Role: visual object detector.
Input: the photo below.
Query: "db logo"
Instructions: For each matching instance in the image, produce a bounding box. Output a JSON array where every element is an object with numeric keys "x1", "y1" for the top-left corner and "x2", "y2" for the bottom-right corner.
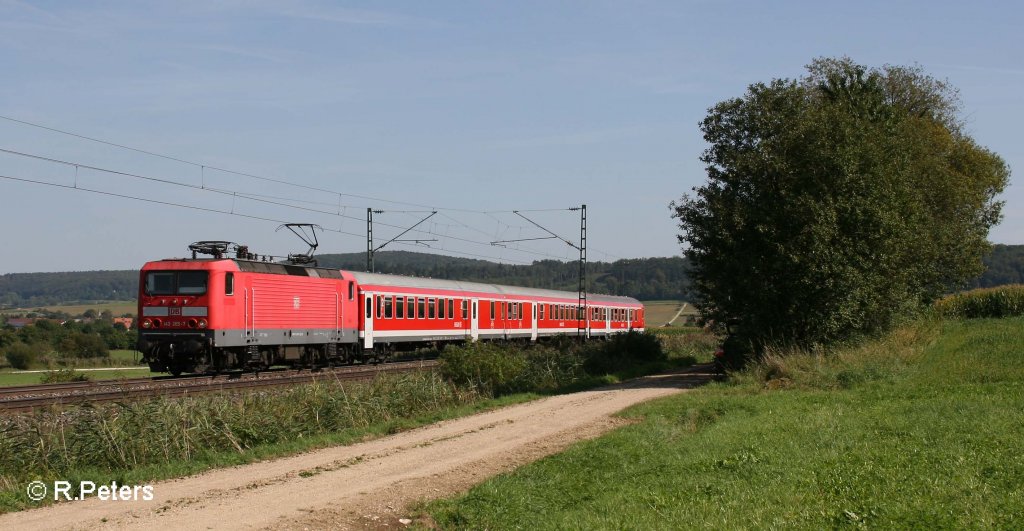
[{"x1": 169, "y1": 308, "x2": 182, "y2": 316}]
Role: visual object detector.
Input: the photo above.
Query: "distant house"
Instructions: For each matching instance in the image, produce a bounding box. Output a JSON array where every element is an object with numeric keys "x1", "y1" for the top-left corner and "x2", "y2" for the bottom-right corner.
[
  {"x1": 112, "y1": 317, "x2": 134, "y2": 329},
  {"x1": 5, "y1": 318, "x2": 37, "y2": 329}
]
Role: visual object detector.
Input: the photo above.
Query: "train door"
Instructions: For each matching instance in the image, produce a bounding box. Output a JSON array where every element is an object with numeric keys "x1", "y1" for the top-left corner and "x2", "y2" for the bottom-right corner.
[
  {"x1": 470, "y1": 298, "x2": 479, "y2": 341},
  {"x1": 531, "y1": 302, "x2": 538, "y2": 341},
  {"x1": 363, "y1": 294, "x2": 374, "y2": 348},
  {"x1": 605, "y1": 307, "x2": 612, "y2": 336}
]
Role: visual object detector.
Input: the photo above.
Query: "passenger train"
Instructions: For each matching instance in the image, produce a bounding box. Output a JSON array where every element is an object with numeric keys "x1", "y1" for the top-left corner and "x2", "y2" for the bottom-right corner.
[{"x1": 137, "y1": 249, "x2": 644, "y2": 375}]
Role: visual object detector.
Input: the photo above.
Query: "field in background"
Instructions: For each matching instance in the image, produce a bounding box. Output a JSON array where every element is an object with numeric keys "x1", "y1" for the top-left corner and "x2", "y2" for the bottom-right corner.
[
  {"x1": 0, "y1": 349, "x2": 148, "y2": 386},
  {"x1": 642, "y1": 300, "x2": 699, "y2": 327},
  {"x1": 0, "y1": 301, "x2": 137, "y2": 317},
  {"x1": 428, "y1": 317, "x2": 1024, "y2": 528}
]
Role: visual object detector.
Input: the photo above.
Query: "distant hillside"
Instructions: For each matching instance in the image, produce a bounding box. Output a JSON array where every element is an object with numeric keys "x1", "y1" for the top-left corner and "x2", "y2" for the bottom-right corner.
[
  {"x1": 0, "y1": 270, "x2": 136, "y2": 308},
  {"x1": 2, "y1": 245, "x2": 1022, "y2": 308},
  {"x1": 968, "y1": 244, "x2": 1024, "y2": 288},
  {"x1": 0, "y1": 252, "x2": 693, "y2": 307},
  {"x1": 317, "y1": 251, "x2": 692, "y2": 301}
]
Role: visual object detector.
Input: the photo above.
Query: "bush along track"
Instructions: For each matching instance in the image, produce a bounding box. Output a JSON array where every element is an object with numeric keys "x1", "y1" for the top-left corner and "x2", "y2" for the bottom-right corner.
[
  {"x1": 0, "y1": 330, "x2": 712, "y2": 513},
  {"x1": 427, "y1": 317, "x2": 1024, "y2": 529}
]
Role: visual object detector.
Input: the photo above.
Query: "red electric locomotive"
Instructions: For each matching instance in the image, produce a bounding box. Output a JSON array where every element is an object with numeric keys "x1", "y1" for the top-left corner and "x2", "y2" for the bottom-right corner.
[{"x1": 137, "y1": 244, "x2": 644, "y2": 375}]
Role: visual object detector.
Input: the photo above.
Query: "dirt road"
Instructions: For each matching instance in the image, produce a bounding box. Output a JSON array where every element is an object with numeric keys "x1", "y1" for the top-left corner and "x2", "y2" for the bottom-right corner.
[{"x1": 1, "y1": 368, "x2": 712, "y2": 530}]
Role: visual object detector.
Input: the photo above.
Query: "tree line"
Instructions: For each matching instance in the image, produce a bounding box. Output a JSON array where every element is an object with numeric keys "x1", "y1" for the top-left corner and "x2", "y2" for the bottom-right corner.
[
  {"x1": 1, "y1": 316, "x2": 135, "y2": 369},
  {"x1": 2, "y1": 247, "x2": 1022, "y2": 309}
]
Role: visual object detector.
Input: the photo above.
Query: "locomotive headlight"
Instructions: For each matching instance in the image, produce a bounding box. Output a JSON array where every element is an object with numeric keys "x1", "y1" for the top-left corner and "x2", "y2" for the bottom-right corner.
[
  {"x1": 141, "y1": 318, "x2": 152, "y2": 329},
  {"x1": 198, "y1": 319, "x2": 208, "y2": 329}
]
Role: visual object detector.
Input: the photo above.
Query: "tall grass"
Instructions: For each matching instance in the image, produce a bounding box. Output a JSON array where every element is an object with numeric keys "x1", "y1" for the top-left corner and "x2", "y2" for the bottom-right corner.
[{"x1": 0, "y1": 372, "x2": 480, "y2": 509}]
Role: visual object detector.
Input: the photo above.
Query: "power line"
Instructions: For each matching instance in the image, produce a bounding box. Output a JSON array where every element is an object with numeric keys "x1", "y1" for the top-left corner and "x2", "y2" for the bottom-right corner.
[
  {"x1": 0, "y1": 113, "x2": 486, "y2": 212},
  {"x1": 0, "y1": 114, "x2": 627, "y2": 260},
  {"x1": 0, "y1": 145, "x2": 575, "y2": 261},
  {"x1": 0, "y1": 172, "x2": 540, "y2": 265}
]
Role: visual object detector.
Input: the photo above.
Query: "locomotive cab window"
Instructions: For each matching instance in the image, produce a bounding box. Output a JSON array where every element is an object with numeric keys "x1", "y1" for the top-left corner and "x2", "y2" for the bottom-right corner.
[
  {"x1": 144, "y1": 271, "x2": 208, "y2": 296},
  {"x1": 225, "y1": 273, "x2": 234, "y2": 295},
  {"x1": 348, "y1": 282, "x2": 354, "y2": 300}
]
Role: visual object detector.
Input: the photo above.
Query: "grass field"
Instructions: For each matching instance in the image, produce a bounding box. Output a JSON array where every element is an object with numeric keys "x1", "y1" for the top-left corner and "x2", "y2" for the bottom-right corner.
[
  {"x1": 642, "y1": 300, "x2": 699, "y2": 327},
  {"x1": 427, "y1": 317, "x2": 1024, "y2": 528},
  {"x1": 1, "y1": 301, "x2": 136, "y2": 317},
  {"x1": 0, "y1": 350, "x2": 150, "y2": 386}
]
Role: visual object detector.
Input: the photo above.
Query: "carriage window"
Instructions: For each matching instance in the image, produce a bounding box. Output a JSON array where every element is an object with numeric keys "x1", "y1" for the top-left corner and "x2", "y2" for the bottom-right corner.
[
  {"x1": 396, "y1": 296, "x2": 405, "y2": 319},
  {"x1": 461, "y1": 299, "x2": 468, "y2": 319},
  {"x1": 384, "y1": 297, "x2": 393, "y2": 319},
  {"x1": 490, "y1": 301, "x2": 495, "y2": 321},
  {"x1": 519, "y1": 303, "x2": 524, "y2": 321},
  {"x1": 418, "y1": 298, "x2": 426, "y2": 319},
  {"x1": 365, "y1": 297, "x2": 371, "y2": 319},
  {"x1": 376, "y1": 296, "x2": 383, "y2": 319},
  {"x1": 428, "y1": 298, "x2": 436, "y2": 319},
  {"x1": 448, "y1": 299, "x2": 455, "y2": 319},
  {"x1": 407, "y1": 297, "x2": 414, "y2": 319},
  {"x1": 224, "y1": 273, "x2": 234, "y2": 296},
  {"x1": 539, "y1": 304, "x2": 544, "y2": 320},
  {"x1": 508, "y1": 302, "x2": 514, "y2": 320},
  {"x1": 439, "y1": 298, "x2": 446, "y2": 319},
  {"x1": 472, "y1": 301, "x2": 477, "y2": 319}
]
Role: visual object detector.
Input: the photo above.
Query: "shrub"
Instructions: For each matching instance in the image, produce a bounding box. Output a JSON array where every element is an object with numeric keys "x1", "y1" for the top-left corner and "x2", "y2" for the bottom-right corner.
[
  {"x1": 582, "y1": 331, "x2": 667, "y2": 375},
  {"x1": 3, "y1": 343, "x2": 36, "y2": 370},
  {"x1": 40, "y1": 368, "x2": 89, "y2": 383},
  {"x1": 57, "y1": 332, "x2": 109, "y2": 359},
  {"x1": 439, "y1": 342, "x2": 528, "y2": 395},
  {"x1": 935, "y1": 285, "x2": 1024, "y2": 319}
]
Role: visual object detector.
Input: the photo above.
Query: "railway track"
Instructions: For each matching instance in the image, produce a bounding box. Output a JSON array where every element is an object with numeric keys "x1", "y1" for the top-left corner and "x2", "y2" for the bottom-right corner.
[{"x1": 0, "y1": 360, "x2": 438, "y2": 414}]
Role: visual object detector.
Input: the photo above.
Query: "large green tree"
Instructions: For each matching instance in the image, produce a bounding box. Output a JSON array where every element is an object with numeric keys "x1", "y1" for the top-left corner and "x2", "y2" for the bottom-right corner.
[{"x1": 672, "y1": 58, "x2": 1009, "y2": 351}]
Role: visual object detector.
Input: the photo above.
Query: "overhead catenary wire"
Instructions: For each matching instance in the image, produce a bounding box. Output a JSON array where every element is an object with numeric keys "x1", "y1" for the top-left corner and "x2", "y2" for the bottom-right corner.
[
  {"x1": 0, "y1": 145, "x2": 575, "y2": 261},
  {"x1": 0, "y1": 114, "x2": 624, "y2": 260},
  {"x1": 0, "y1": 172, "x2": 535, "y2": 265}
]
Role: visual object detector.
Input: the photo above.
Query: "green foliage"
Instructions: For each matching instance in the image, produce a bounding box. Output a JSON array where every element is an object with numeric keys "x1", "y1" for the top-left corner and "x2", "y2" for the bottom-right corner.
[
  {"x1": 440, "y1": 332, "x2": 675, "y2": 397},
  {"x1": 935, "y1": 285, "x2": 1024, "y2": 319},
  {"x1": 439, "y1": 342, "x2": 585, "y2": 395},
  {"x1": 672, "y1": 57, "x2": 1009, "y2": 354},
  {"x1": 57, "y1": 332, "x2": 109, "y2": 359},
  {"x1": 581, "y1": 331, "x2": 666, "y2": 375},
  {"x1": 3, "y1": 343, "x2": 36, "y2": 370},
  {"x1": 39, "y1": 368, "x2": 89, "y2": 383}
]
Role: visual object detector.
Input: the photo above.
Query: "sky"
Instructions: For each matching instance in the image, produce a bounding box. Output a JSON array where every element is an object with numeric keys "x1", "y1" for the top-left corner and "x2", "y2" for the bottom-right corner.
[{"x1": 0, "y1": 0, "x2": 1020, "y2": 274}]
